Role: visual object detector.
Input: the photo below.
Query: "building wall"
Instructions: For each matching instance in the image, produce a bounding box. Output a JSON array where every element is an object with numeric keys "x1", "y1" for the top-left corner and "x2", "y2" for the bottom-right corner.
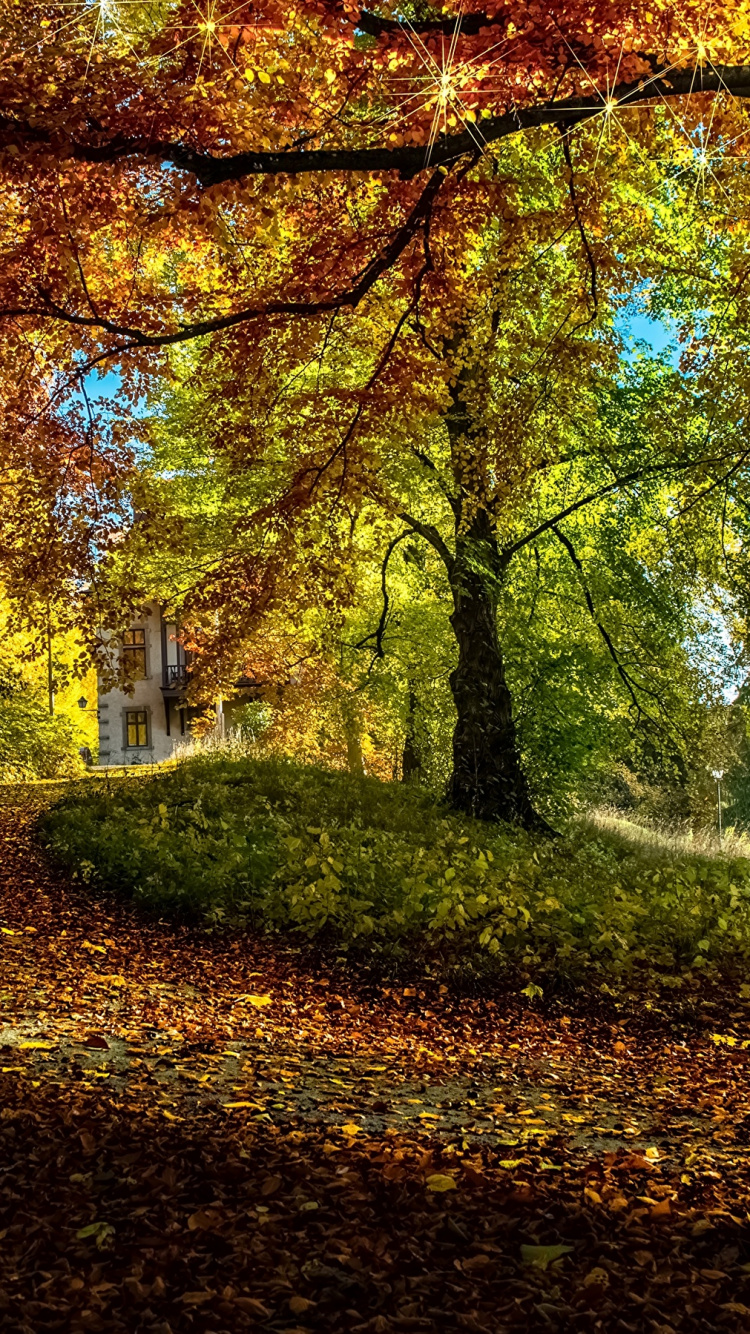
[{"x1": 97, "y1": 603, "x2": 182, "y2": 766}]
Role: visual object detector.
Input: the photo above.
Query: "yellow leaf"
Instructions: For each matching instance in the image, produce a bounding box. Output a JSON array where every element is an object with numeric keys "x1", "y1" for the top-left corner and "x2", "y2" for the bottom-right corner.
[
  {"x1": 257, "y1": 69, "x2": 271, "y2": 84},
  {"x1": 1, "y1": 927, "x2": 18, "y2": 936},
  {"x1": 224, "y1": 1101, "x2": 262, "y2": 1110},
  {"x1": 19, "y1": 1040, "x2": 54, "y2": 1050},
  {"x1": 83, "y1": 940, "x2": 106, "y2": 954},
  {"x1": 341, "y1": 1122, "x2": 361, "y2": 1137},
  {"x1": 584, "y1": 1267, "x2": 609, "y2": 1288},
  {"x1": 289, "y1": 1296, "x2": 315, "y2": 1314},
  {"x1": 426, "y1": 1173, "x2": 457, "y2": 1193},
  {"x1": 645, "y1": 1146, "x2": 660, "y2": 1160},
  {"x1": 237, "y1": 993, "x2": 272, "y2": 1008}
]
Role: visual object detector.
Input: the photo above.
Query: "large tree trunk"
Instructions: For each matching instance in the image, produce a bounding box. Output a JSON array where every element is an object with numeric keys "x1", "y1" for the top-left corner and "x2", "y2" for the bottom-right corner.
[
  {"x1": 447, "y1": 516, "x2": 547, "y2": 830},
  {"x1": 437, "y1": 329, "x2": 552, "y2": 832}
]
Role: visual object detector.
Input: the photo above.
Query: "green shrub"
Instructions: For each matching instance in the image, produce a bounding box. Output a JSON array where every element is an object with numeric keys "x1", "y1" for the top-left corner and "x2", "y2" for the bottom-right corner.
[
  {"x1": 0, "y1": 691, "x2": 83, "y2": 781},
  {"x1": 40, "y1": 755, "x2": 750, "y2": 984}
]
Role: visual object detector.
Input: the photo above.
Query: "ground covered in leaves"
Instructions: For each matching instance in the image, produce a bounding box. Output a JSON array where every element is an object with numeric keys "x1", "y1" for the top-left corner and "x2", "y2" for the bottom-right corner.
[{"x1": 2, "y1": 786, "x2": 750, "y2": 1333}]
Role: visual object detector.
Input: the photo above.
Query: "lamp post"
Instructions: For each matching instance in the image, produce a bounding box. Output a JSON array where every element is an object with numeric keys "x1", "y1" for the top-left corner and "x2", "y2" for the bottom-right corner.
[{"x1": 711, "y1": 769, "x2": 725, "y2": 844}]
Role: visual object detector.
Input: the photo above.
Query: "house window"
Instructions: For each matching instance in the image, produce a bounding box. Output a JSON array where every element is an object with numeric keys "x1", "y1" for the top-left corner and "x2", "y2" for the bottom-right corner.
[
  {"x1": 122, "y1": 628, "x2": 147, "y2": 680},
  {"x1": 125, "y1": 709, "x2": 149, "y2": 748}
]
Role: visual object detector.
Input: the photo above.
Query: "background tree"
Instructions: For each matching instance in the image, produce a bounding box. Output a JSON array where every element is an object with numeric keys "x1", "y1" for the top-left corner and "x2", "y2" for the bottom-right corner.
[{"x1": 0, "y1": 592, "x2": 96, "y2": 778}]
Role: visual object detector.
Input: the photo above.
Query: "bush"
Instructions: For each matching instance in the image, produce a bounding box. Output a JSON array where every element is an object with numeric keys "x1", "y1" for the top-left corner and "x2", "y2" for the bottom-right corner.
[
  {"x1": 40, "y1": 754, "x2": 750, "y2": 986},
  {"x1": 0, "y1": 691, "x2": 84, "y2": 781}
]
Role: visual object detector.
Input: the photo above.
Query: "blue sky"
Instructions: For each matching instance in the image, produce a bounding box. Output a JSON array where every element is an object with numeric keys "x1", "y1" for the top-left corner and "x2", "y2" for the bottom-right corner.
[
  {"x1": 614, "y1": 308, "x2": 679, "y2": 364},
  {"x1": 86, "y1": 368, "x2": 123, "y2": 405}
]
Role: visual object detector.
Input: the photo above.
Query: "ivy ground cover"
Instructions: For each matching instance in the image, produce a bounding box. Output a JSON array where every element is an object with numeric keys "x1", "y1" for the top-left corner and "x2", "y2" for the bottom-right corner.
[{"x1": 41, "y1": 756, "x2": 750, "y2": 993}]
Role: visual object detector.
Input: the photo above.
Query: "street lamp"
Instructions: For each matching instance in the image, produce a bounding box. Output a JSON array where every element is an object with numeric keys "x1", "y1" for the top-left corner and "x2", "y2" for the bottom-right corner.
[{"x1": 711, "y1": 769, "x2": 725, "y2": 844}]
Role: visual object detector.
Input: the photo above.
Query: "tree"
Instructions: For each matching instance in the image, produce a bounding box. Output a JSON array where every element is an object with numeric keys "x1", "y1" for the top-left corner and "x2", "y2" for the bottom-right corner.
[
  {"x1": 0, "y1": 591, "x2": 97, "y2": 777},
  {"x1": 91, "y1": 115, "x2": 749, "y2": 825},
  {"x1": 3, "y1": 2, "x2": 750, "y2": 821}
]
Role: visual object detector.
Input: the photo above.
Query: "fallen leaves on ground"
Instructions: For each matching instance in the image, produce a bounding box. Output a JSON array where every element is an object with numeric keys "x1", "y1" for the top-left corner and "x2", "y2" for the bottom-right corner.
[{"x1": 1, "y1": 788, "x2": 749, "y2": 1332}]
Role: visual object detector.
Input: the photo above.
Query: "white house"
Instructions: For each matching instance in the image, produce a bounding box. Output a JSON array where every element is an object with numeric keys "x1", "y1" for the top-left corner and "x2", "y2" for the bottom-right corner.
[
  {"x1": 96, "y1": 602, "x2": 207, "y2": 766},
  {"x1": 95, "y1": 602, "x2": 265, "y2": 767}
]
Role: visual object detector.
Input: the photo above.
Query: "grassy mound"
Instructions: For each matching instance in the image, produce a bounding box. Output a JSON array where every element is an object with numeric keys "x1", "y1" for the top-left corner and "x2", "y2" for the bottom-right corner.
[{"x1": 40, "y1": 755, "x2": 750, "y2": 988}]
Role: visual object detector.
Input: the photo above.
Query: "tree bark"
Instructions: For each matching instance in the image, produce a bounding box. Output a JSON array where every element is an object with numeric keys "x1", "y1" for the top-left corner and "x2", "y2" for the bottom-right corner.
[
  {"x1": 447, "y1": 514, "x2": 548, "y2": 830},
  {"x1": 401, "y1": 685, "x2": 422, "y2": 782},
  {"x1": 341, "y1": 697, "x2": 365, "y2": 775}
]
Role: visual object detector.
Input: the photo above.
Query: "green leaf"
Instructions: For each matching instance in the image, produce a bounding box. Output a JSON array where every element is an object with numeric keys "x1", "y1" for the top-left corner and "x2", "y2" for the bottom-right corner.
[
  {"x1": 76, "y1": 1221, "x2": 115, "y2": 1249},
  {"x1": 521, "y1": 1243, "x2": 573, "y2": 1269}
]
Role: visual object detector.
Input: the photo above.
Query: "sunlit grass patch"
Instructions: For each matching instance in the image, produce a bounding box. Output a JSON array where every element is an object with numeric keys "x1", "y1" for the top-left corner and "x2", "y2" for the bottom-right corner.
[{"x1": 39, "y1": 755, "x2": 750, "y2": 988}]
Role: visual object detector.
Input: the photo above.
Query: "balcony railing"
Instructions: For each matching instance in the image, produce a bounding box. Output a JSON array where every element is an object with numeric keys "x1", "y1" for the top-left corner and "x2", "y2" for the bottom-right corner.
[{"x1": 162, "y1": 663, "x2": 189, "y2": 690}]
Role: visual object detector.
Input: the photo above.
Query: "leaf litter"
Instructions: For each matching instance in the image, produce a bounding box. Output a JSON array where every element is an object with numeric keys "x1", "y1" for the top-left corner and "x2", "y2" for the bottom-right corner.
[{"x1": 1, "y1": 789, "x2": 750, "y2": 1331}]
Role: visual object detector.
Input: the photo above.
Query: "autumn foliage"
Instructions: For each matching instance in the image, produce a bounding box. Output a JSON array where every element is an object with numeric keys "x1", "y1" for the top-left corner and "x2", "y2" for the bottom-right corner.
[{"x1": 2, "y1": 0, "x2": 750, "y2": 600}]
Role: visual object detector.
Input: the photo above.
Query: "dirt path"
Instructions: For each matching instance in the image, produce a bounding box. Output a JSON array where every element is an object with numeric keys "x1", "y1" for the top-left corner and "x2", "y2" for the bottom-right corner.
[{"x1": 1, "y1": 789, "x2": 749, "y2": 1333}]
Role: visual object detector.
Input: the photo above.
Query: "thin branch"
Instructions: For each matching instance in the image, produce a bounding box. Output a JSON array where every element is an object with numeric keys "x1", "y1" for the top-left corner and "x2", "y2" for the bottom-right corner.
[
  {"x1": 551, "y1": 524, "x2": 657, "y2": 725},
  {"x1": 398, "y1": 512, "x2": 455, "y2": 575},
  {"x1": 409, "y1": 445, "x2": 461, "y2": 519},
  {"x1": 353, "y1": 529, "x2": 411, "y2": 664},
  {"x1": 356, "y1": 9, "x2": 505, "y2": 38},
  {"x1": 1, "y1": 169, "x2": 446, "y2": 361},
  {"x1": 560, "y1": 133, "x2": 598, "y2": 324},
  {"x1": 671, "y1": 451, "x2": 750, "y2": 520},
  {"x1": 297, "y1": 194, "x2": 442, "y2": 499},
  {"x1": 501, "y1": 450, "x2": 741, "y2": 562}
]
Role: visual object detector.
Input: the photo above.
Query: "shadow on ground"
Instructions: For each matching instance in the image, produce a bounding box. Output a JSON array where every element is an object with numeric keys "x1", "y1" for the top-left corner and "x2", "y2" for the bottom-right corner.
[{"x1": 1, "y1": 789, "x2": 749, "y2": 1332}]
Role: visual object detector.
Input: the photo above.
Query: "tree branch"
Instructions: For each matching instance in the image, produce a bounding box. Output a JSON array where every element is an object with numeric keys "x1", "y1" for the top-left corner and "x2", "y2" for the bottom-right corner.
[
  {"x1": 353, "y1": 529, "x2": 411, "y2": 663},
  {"x1": 398, "y1": 512, "x2": 455, "y2": 575},
  {"x1": 500, "y1": 450, "x2": 741, "y2": 563},
  {"x1": 1, "y1": 169, "x2": 446, "y2": 358},
  {"x1": 560, "y1": 134, "x2": 598, "y2": 326},
  {"x1": 409, "y1": 445, "x2": 461, "y2": 519},
  {"x1": 551, "y1": 525, "x2": 657, "y2": 725},
  {"x1": 357, "y1": 9, "x2": 504, "y2": 38},
  {"x1": 3, "y1": 64, "x2": 750, "y2": 182}
]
